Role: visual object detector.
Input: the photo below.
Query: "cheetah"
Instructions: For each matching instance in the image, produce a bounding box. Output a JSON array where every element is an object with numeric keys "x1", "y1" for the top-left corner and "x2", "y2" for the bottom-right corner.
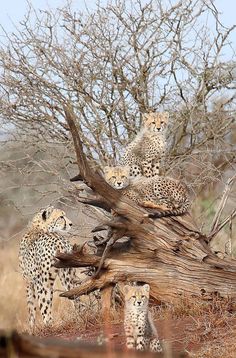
[
  {"x1": 120, "y1": 112, "x2": 169, "y2": 178},
  {"x1": 103, "y1": 165, "x2": 190, "y2": 218},
  {"x1": 19, "y1": 205, "x2": 77, "y2": 328},
  {"x1": 123, "y1": 284, "x2": 162, "y2": 352}
]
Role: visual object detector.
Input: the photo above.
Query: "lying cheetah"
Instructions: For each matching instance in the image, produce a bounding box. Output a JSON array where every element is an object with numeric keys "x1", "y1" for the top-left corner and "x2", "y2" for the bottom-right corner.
[
  {"x1": 19, "y1": 206, "x2": 77, "y2": 328},
  {"x1": 103, "y1": 165, "x2": 190, "y2": 217},
  {"x1": 120, "y1": 112, "x2": 169, "y2": 177},
  {"x1": 123, "y1": 284, "x2": 162, "y2": 352}
]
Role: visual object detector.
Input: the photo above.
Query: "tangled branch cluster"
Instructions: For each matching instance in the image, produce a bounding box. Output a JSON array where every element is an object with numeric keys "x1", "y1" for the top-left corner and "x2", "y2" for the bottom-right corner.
[{"x1": 0, "y1": 0, "x2": 235, "y2": 197}]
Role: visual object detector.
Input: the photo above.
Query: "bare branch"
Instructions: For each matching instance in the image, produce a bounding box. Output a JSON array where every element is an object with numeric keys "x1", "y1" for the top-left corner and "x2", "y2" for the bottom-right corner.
[{"x1": 208, "y1": 174, "x2": 236, "y2": 238}]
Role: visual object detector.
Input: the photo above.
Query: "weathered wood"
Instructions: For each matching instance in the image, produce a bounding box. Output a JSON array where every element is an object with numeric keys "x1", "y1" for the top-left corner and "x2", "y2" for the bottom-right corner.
[
  {"x1": 57, "y1": 105, "x2": 236, "y2": 304},
  {"x1": 100, "y1": 286, "x2": 114, "y2": 321}
]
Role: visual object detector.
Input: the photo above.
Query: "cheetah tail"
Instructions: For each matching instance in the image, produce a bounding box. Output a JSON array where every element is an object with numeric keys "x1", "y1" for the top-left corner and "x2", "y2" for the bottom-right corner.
[{"x1": 148, "y1": 311, "x2": 159, "y2": 337}]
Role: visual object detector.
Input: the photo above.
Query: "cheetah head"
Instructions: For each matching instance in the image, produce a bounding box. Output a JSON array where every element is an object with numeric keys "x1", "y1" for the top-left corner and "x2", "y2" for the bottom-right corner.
[
  {"x1": 31, "y1": 206, "x2": 72, "y2": 232},
  {"x1": 142, "y1": 112, "x2": 169, "y2": 132},
  {"x1": 103, "y1": 165, "x2": 130, "y2": 189},
  {"x1": 123, "y1": 284, "x2": 150, "y2": 309}
]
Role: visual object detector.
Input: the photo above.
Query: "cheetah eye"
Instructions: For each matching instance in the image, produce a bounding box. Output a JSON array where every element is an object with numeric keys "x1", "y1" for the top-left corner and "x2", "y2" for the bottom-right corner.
[
  {"x1": 121, "y1": 175, "x2": 126, "y2": 179},
  {"x1": 111, "y1": 176, "x2": 116, "y2": 179},
  {"x1": 60, "y1": 215, "x2": 64, "y2": 219},
  {"x1": 141, "y1": 295, "x2": 146, "y2": 298},
  {"x1": 132, "y1": 295, "x2": 136, "y2": 299}
]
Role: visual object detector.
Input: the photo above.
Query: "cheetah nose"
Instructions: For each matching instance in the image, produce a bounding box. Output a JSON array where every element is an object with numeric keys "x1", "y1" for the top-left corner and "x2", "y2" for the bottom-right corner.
[
  {"x1": 137, "y1": 301, "x2": 141, "y2": 306},
  {"x1": 117, "y1": 182, "x2": 122, "y2": 186},
  {"x1": 69, "y1": 222, "x2": 72, "y2": 227}
]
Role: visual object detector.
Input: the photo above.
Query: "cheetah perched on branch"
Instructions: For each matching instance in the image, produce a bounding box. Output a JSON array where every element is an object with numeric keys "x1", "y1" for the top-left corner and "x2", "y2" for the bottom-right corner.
[
  {"x1": 123, "y1": 283, "x2": 162, "y2": 352},
  {"x1": 120, "y1": 112, "x2": 169, "y2": 178},
  {"x1": 103, "y1": 166, "x2": 190, "y2": 218},
  {"x1": 19, "y1": 206, "x2": 77, "y2": 328}
]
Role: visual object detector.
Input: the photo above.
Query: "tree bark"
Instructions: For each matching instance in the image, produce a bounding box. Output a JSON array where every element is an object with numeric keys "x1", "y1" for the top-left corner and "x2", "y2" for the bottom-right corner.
[{"x1": 54, "y1": 105, "x2": 236, "y2": 304}]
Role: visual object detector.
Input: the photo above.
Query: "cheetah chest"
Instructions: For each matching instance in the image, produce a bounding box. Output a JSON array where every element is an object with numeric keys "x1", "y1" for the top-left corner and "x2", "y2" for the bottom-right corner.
[{"x1": 125, "y1": 311, "x2": 147, "y2": 336}]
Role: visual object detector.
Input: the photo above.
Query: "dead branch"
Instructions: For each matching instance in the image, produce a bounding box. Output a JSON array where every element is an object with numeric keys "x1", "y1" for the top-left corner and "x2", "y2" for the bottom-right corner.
[
  {"x1": 209, "y1": 174, "x2": 236, "y2": 238},
  {"x1": 208, "y1": 208, "x2": 236, "y2": 242}
]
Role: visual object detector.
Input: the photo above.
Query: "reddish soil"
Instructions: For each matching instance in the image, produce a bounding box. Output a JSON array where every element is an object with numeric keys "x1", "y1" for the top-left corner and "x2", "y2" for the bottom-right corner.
[{"x1": 40, "y1": 313, "x2": 236, "y2": 357}]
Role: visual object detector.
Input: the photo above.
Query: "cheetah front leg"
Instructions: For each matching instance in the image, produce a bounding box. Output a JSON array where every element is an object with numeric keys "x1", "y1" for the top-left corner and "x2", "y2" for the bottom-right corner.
[
  {"x1": 136, "y1": 336, "x2": 148, "y2": 350},
  {"x1": 150, "y1": 158, "x2": 161, "y2": 176},
  {"x1": 124, "y1": 322, "x2": 136, "y2": 349},
  {"x1": 126, "y1": 335, "x2": 136, "y2": 349},
  {"x1": 26, "y1": 282, "x2": 37, "y2": 330},
  {"x1": 141, "y1": 161, "x2": 153, "y2": 178}
]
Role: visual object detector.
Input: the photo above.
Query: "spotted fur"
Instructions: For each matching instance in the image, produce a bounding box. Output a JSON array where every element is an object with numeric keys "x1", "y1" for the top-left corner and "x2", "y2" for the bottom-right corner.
[
  {"x1": 103, "y1": 166, "x2": 190, "y2": 218},
  {"x1": 19, "y1": 206, "x2": 76, "y2": 328},
  {"x1": 123, "y1": 284, "x2": 162, "y2": 352},
  {"x1": 121, "y1": 112, "x2": 169, "y2": 178}
]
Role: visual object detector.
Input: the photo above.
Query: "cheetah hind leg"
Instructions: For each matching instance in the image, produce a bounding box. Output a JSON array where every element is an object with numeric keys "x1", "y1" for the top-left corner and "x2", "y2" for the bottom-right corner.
[
  {"x1": 36, "y1": 269, "x2": 57, "y2": 326},
  {"x1": 130, "y1": 164, "x2": 142, "y2": 178},
  {"x1": 26, "y1": 282, "x2": 37, "y2": 330},
  {"x1": 141, "y1": 200, "x2": 170, "y2": 211}
]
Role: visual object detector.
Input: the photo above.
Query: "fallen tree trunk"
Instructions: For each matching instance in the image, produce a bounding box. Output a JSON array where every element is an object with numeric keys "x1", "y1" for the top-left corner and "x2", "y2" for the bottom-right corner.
[{"x1": 54, "y1": 105, "x2": 236, "y2": 304}]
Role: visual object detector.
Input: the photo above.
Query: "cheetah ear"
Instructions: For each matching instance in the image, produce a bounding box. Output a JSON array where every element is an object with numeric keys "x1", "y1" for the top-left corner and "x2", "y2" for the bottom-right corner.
[
  {"x1": 142, "y1": 113, "x2": 149, "y2": 122},
  {"x1": 97, "y1": 168, "x2": 104, "y2": 176},
  {"x1": 123, "y1": 285, "x2": 131, "y2": 295},
  {"x1": 103, "y1": 166, "x2": 110, "y2": 174},
  {"x1": 42, "y1": 210, "x2": 47, "y2": 221},
  {"x1": 143, "y1": 284, "x2": 150, "y2": 293},
  {"x1": 162, "y1": 112, "x2": 169, "y2": 122},
  {"x1": 41, "y1": 206, "x2": 54, "y2": 221},
  {"x1": 123, "y1": 165, "x2": 130, "y2": 175}
]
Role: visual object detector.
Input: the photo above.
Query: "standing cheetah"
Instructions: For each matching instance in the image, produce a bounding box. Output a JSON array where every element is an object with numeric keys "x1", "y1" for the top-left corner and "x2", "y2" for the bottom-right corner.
[
  {"x1": 123, "y1": 284, "x2": 162, "y2": 352},
  {"x1": 19, "y1": 205, "x2": 77, "y2": 328},
  {"x1": 121, "y1": 112, "x2": 169, "y2": 177},
  {"x1": 103, "y1": 165, "x2": 190, "y2": 217}
]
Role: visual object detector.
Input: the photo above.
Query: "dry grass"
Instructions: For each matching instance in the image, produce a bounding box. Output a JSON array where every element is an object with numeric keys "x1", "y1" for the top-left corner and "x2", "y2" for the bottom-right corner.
[
  {"x1": 0, "y1": 240, "x2": 27, "y2": 331},
  {"x1": 0, "y1": 239, "x2": 99, "y2": 333},
  {"x1": 151, "y1": 295, "x2": 236, "y2": 357}
]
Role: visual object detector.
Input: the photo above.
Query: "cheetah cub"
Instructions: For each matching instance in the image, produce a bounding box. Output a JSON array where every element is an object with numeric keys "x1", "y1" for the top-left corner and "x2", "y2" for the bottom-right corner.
[
  {"x1": 103, "y1": 165, "x2": 190, "y2": 218},
  {"x1": 121, "y1": 112, "x2": 169, "y2": 177},
  {"x1": 123, "y1": 284, "x2": 162, "y2": 352}
]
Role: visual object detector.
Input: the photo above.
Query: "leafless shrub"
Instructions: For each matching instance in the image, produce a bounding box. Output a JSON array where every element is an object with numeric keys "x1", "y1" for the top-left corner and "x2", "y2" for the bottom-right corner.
[{"x1": 0, "y1": 0, "x2": 235, "y2": 230}]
